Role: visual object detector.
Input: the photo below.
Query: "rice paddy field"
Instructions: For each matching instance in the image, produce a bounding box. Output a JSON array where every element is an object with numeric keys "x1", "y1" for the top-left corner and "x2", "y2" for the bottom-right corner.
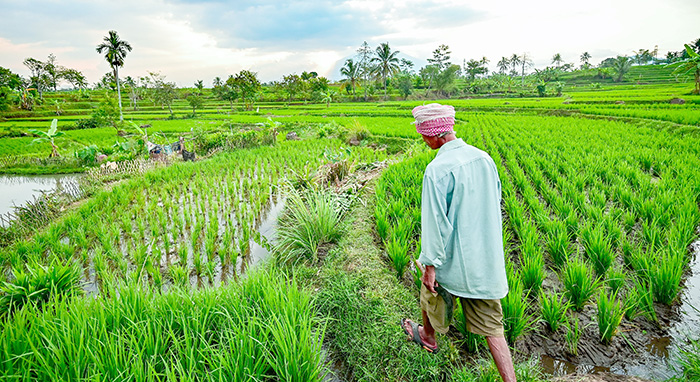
[{"x1": 1, "y1": 71, "x2": 699, "y2": 381}]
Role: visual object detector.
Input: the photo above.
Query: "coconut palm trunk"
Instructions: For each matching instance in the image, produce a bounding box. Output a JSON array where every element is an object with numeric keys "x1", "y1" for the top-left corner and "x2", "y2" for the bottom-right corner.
[{"x1": 115, "y1": 66, "x2": 123, "y2": 122}]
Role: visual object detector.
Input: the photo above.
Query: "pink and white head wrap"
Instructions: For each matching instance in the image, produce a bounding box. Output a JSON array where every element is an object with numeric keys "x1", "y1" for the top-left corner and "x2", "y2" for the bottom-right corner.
[{"x1": 412, "y1": 103, "x2": 455, "y2": 136}]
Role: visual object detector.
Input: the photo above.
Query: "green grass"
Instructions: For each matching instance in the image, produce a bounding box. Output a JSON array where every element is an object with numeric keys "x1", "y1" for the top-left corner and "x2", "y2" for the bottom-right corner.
[
  {"x1": 597, "y1": 290, "x2": 625, "y2": 344},
  {"x1": 561, "y1": 257, "x2": 600, "y2": 311},
  {"x1": 539, "y1": 290, "x2": 569, "y2": 333},
  {"x1": 0, "y1": 268, "x2": 325, "y2": 381}
]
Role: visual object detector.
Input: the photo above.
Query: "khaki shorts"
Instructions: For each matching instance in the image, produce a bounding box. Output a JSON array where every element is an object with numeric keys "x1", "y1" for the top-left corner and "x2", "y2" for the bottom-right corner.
[{"x1": 420, "y1": 284, "x2": 504, "y2": 337}]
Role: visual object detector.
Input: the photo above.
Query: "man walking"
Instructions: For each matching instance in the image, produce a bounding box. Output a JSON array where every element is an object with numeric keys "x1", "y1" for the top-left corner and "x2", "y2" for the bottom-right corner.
[{"x1": 401, "y1": 103, "x2": 516, "y2": 382}]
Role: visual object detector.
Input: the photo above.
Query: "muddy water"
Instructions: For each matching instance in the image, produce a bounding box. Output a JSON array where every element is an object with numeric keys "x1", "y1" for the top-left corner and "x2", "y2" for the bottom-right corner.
[
  {"x1": 0, "y1": 174, "x2": 81, "y2": 221},
  {"x1": 540, "y1": 237, "x2": 700, "y2": 379}
]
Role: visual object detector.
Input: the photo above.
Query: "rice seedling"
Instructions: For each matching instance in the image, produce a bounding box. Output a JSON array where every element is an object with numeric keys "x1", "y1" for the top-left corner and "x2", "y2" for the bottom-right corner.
[
  {"x1": 384, "y1": 235, "x2": 411, "y2": 280},
  {"x1": 0, "y1": 259, "x2": 81, "y2": 317},
  {"x1": 146, "y1": 260, "x2": 163, "y2": 289},
  {"x1": 193, "y1": 249, "x2": 203, "y2": 276},
  {"x1": 579, "y1": 223, "x2": 615, "y2": 276},
  {"x1": 649, "y1": 249, "x2": 685, "y2": 305},
  {"x1": 544, "y1": 220, "x2": 570, "y2": 268},
  {"x1": 564, "y1": 317, "x2": 582, "y2": 356},
  {"x1": 606, "y1": 265, "x2": 627, "y2": 295},
  {"x1": 205, "y1": 260, "x2": 217, "y2": 283},
  {"x1": 501, "y1": 275, "x2": 532, "y2": 345},
  {"x1": 561, "y1": 256, "x2": 600, "y2": 311},
  {"x1": 678, "y1": 338, "x2": 700, "y2": 381},
  {"x1": 597, "y1": 290, "x2": 624, "y2": 344},
  {"x1": 539, "y1": 290, "x2": 569, "y2": 333},
  {"x1": 520, "y1": 243, "x2": 545, "y2": 293},
  {"x1": 621, "y1": 210, "x2": 637, "y2": 233},
  {"x1": 629, "y1": 276, "x2": 658, "y2": 323}
]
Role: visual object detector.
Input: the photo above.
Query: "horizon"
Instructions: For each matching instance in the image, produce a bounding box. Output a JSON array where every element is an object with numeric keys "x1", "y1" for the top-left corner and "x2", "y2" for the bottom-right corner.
[{"x1": 1, "y1": 0, "x2": 699, "y2": 87}]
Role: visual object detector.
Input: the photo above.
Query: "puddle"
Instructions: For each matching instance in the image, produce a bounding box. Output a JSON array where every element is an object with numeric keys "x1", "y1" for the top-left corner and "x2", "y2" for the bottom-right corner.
[{"x1": 0, "y1": 173, "x2": 82, "y2": 225}]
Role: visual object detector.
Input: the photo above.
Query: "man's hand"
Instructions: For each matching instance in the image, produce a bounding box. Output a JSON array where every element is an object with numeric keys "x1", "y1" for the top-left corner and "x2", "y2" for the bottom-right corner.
[{"x1": 421, "y1": 265, "x2": 438, "y2": 293}]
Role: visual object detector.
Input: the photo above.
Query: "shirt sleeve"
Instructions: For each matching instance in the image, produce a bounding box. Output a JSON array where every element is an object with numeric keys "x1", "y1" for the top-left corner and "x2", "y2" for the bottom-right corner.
[{"x1": 417, "y1": 173, "x2": 453, "y2": 268}]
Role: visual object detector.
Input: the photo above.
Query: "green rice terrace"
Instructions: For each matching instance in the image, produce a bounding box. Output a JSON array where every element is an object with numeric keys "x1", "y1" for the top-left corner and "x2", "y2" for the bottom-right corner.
[{"x1": 0, "y1": 64, "x2": 699, "y2": 382}]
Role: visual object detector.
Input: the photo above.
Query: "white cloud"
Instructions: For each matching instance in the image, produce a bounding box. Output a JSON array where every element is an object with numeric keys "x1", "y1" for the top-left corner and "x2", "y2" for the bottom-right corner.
[{"x1": 0, "y1": 0, "x2": 698, "y2": 85}]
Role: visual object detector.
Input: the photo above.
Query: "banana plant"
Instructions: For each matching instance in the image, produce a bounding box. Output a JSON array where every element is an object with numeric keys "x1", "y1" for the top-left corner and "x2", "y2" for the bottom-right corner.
[{"x1": 29, "y1": 119, "x2": 64, "y2": 158}]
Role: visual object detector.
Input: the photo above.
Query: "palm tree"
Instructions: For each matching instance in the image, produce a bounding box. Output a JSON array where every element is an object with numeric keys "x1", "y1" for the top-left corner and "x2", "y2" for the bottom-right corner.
[
  {"x1": 580, "y1": 52, "x2": 592, "y2": 69},
  {"x1": 371, "y1": 42, "x2": 400, "y2": 99},
  {"x1": 552, "y1": 53, "x2": 563, "y2": 68},
  {"x1": 497, "y1": 57, "x2": 510, "y2": 74},
  {"x1": 612, "y1": 56, "x2": 632, "y2": 82},
  {"x1": 668, "y1": 44, "x2": 700, "y2": 94},
  {"x1": 340, "y1": 59, "x2": 360, "y2": 96},
  {"x1": 96, "y1": 30, "x2": 132, "y2": 122}
]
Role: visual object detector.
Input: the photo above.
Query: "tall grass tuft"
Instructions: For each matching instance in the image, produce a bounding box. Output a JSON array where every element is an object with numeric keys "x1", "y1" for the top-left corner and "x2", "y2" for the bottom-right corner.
[
  {"x1": 520, "y1": 241, "x2": 546, "y2": 293},
  {"x1": 597, "y1": 291, "x2": 624, "y2": 344},
  {"x1": 384, "y1": 235, "x2": 411, "y2": 280},
  {"x1": 0, "y1": 259, "x2": 81, "y2": 317},
  {"x1": 276, "y1": 188, "x2": 345, "y2": 263},
  {"x1": 539, "y1": 290, "x2": 569, "y2": 333},
  {"x1": 561, "y1": 257, "x2": 600, "y2": 311}
]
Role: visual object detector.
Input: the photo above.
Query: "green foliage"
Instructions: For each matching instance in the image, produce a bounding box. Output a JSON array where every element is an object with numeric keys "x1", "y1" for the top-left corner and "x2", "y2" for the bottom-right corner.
[
  {"x1": 561, "y1": 257, "x2": 599, "y2": 311},
  {"x1": 597, "y1": 290, "x2": 624, "y2": 344},
  {"x1": 275, "y1": 188, "x2": 346, "y2": 263},
  {"x1": 502, "y1": 275, "x2": 532, "y2": 345},
  {"x1": 539, "y1": 290, "x2": 569, "y2": 333},
  {"x1": 0, "y1": 259, "x2": 81, "y2": 317},
  {"x1": 74, "y1": 144, "x2": 100, "y2": 166}
]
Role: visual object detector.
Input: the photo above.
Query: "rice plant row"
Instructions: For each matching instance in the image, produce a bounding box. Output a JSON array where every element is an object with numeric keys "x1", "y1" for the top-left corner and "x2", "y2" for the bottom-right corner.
[
  {"x1": 1, "y1": 137, "x2": 388, "y2": 295},
  {"x1": 373, "y1": 112, "x2": 700, "y2": 345}
]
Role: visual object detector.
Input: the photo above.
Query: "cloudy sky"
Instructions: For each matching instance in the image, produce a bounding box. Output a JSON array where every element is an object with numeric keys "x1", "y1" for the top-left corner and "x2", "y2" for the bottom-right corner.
[{"x1": 1, "y1": 0, "x2": 698, "y2": 87}]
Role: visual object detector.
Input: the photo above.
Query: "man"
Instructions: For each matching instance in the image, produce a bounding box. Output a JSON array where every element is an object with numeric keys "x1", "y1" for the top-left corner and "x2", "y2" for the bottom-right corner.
[{"x1": 401, "y1": 103, "x2": 516, "y2": 382}]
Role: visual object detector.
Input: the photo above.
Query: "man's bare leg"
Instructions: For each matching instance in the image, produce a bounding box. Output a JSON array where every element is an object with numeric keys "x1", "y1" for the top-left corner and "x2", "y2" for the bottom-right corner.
[
  {"x1": 401, "y1": 310, "x2": 437, "y2": 350},
  {"x1": 486, "y1": 336, "x2": 517, "y2": 382}
]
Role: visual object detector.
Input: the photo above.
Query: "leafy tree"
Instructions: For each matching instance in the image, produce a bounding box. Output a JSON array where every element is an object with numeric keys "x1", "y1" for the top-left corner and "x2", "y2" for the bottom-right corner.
[
  {"x1": 43, "y1": 54, "x2": 63, "y2": 92},
  {"x1": 149, "y1": 72, "x2": 177, "y2": 116},
  {"x1": 0, "y1": 67, "x2": 22, "y2": 111},
  {"x1": 433, "y1": 64, "x2": 461, "y2": 96},
  {"x1": 632, "y1": 49, "x2": 653, "y2": 65},
  {"x1": 428, "y1": 44, "x2": 451, "y2": 71},
  {"x1": 518, "y1": 53, "x2": 533, "y2": 87},
  {"x1": 399, "y1": 58, "x2": 414, "y2": 74},
  {"x1": 356, "y1": 41, "x2": 373, "y2": 101},
  {"x1": 61, "y1": 68, "x2": 87, "y2": 90},
  {"x1": 340, "y1": 59, "x2": 360, "y2": 96},
  {"x1": 29, "y1": 119, "x2": 64, "y2": 158},
  {"x1": 23, "y1": 57, "x2": 47, "y2": 99},
  {"x1": 233, "y1": 70, "x2": 261, "y2": 110},
  {"x1": 580, "y1": 52, "x2": 592, "y2": 69},
  {"x1": 464, "y1": 58, "x2": 489, "y2": 81},
  {"x1": 612, "y1": 56, "x2": 632, "y2": 82},
  {"x1": 396, "y1": 73, "x2": 413, "y2": 99},
  {"x1": 96, "y1": 30, "x2": 132, "y2": 122},
  {"x1": 668, "y1": 44, "x2": 700, "y2": 94},
  {"x1": 279, "y1": 74, "x2": 303, "y2": 102},
  {"x1": 371, "y1": 42, "x2": 400, "y2": 99},
  {"x1": 213, "y1": 75, "x2": 239, "y2": 109},
  {"x1": 509, "y1": 54, "x2": 521, "y2": 76},
  {"x1": 93, "y1": 94, "x2": 120, "y2": 129},
  {"x1": 419, "y1": 64, "x2": 439, "y2": 93},
  {"x1": 186, "y1": 93, "x2": 204, "y2": 116}
]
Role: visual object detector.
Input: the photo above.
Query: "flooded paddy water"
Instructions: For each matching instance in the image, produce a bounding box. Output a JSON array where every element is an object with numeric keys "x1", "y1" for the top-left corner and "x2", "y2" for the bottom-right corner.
[{"x1": 0, "y1": 173, "x2": 82, "y2": 224}]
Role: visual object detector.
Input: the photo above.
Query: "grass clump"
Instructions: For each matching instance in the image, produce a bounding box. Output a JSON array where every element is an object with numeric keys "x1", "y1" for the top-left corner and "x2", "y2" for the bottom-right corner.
[
  {"x1": 0, "y1": 259, "x2": 81, "y2": 317},
  {"x1": 0, "y1": 268, "x2": 326, "y2": 381},
  {"x1": 275, "y1": 187, "x2": 346, "y2": 263},
  {"x1": 597, "y1": 291, "x2": 624, "y2": 344},
  {"x1": 561, "y1": 256, "x2": 600, "y2": 311},
  {"x1": 501, "y1": 274, "x2": 532, "y2": 345},
  {"x1": 539, "y1": 290, "x2": 569, "y2": 333}
]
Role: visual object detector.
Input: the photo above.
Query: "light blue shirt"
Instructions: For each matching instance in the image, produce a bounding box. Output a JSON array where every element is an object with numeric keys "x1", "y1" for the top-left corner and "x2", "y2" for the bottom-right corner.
[{"x1": 417, "y1": 138, "x2": 509, "y2": 299}]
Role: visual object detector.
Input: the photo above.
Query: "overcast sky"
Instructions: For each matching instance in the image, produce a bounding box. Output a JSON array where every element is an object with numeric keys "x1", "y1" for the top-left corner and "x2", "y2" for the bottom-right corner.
[{"x1": 1, "y1": 0, "x2": 698, "y2": 87}]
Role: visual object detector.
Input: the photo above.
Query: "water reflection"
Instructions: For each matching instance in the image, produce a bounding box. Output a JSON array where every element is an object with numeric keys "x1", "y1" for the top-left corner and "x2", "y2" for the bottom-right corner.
[{"x1": 0, "y1": 174, "x2": 81, "y2": 217}]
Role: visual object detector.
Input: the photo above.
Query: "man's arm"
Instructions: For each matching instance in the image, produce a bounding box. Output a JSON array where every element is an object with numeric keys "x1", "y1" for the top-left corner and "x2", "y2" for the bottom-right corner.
[{"x1": 417, "y1": 175, "x2": 452, "y2": 268}]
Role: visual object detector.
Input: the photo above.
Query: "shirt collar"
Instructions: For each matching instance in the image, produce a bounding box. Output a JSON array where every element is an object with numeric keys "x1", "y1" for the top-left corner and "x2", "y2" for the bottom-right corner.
[{"x1": 436, "y1": 138, "x2": 466, "y2": 158}]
